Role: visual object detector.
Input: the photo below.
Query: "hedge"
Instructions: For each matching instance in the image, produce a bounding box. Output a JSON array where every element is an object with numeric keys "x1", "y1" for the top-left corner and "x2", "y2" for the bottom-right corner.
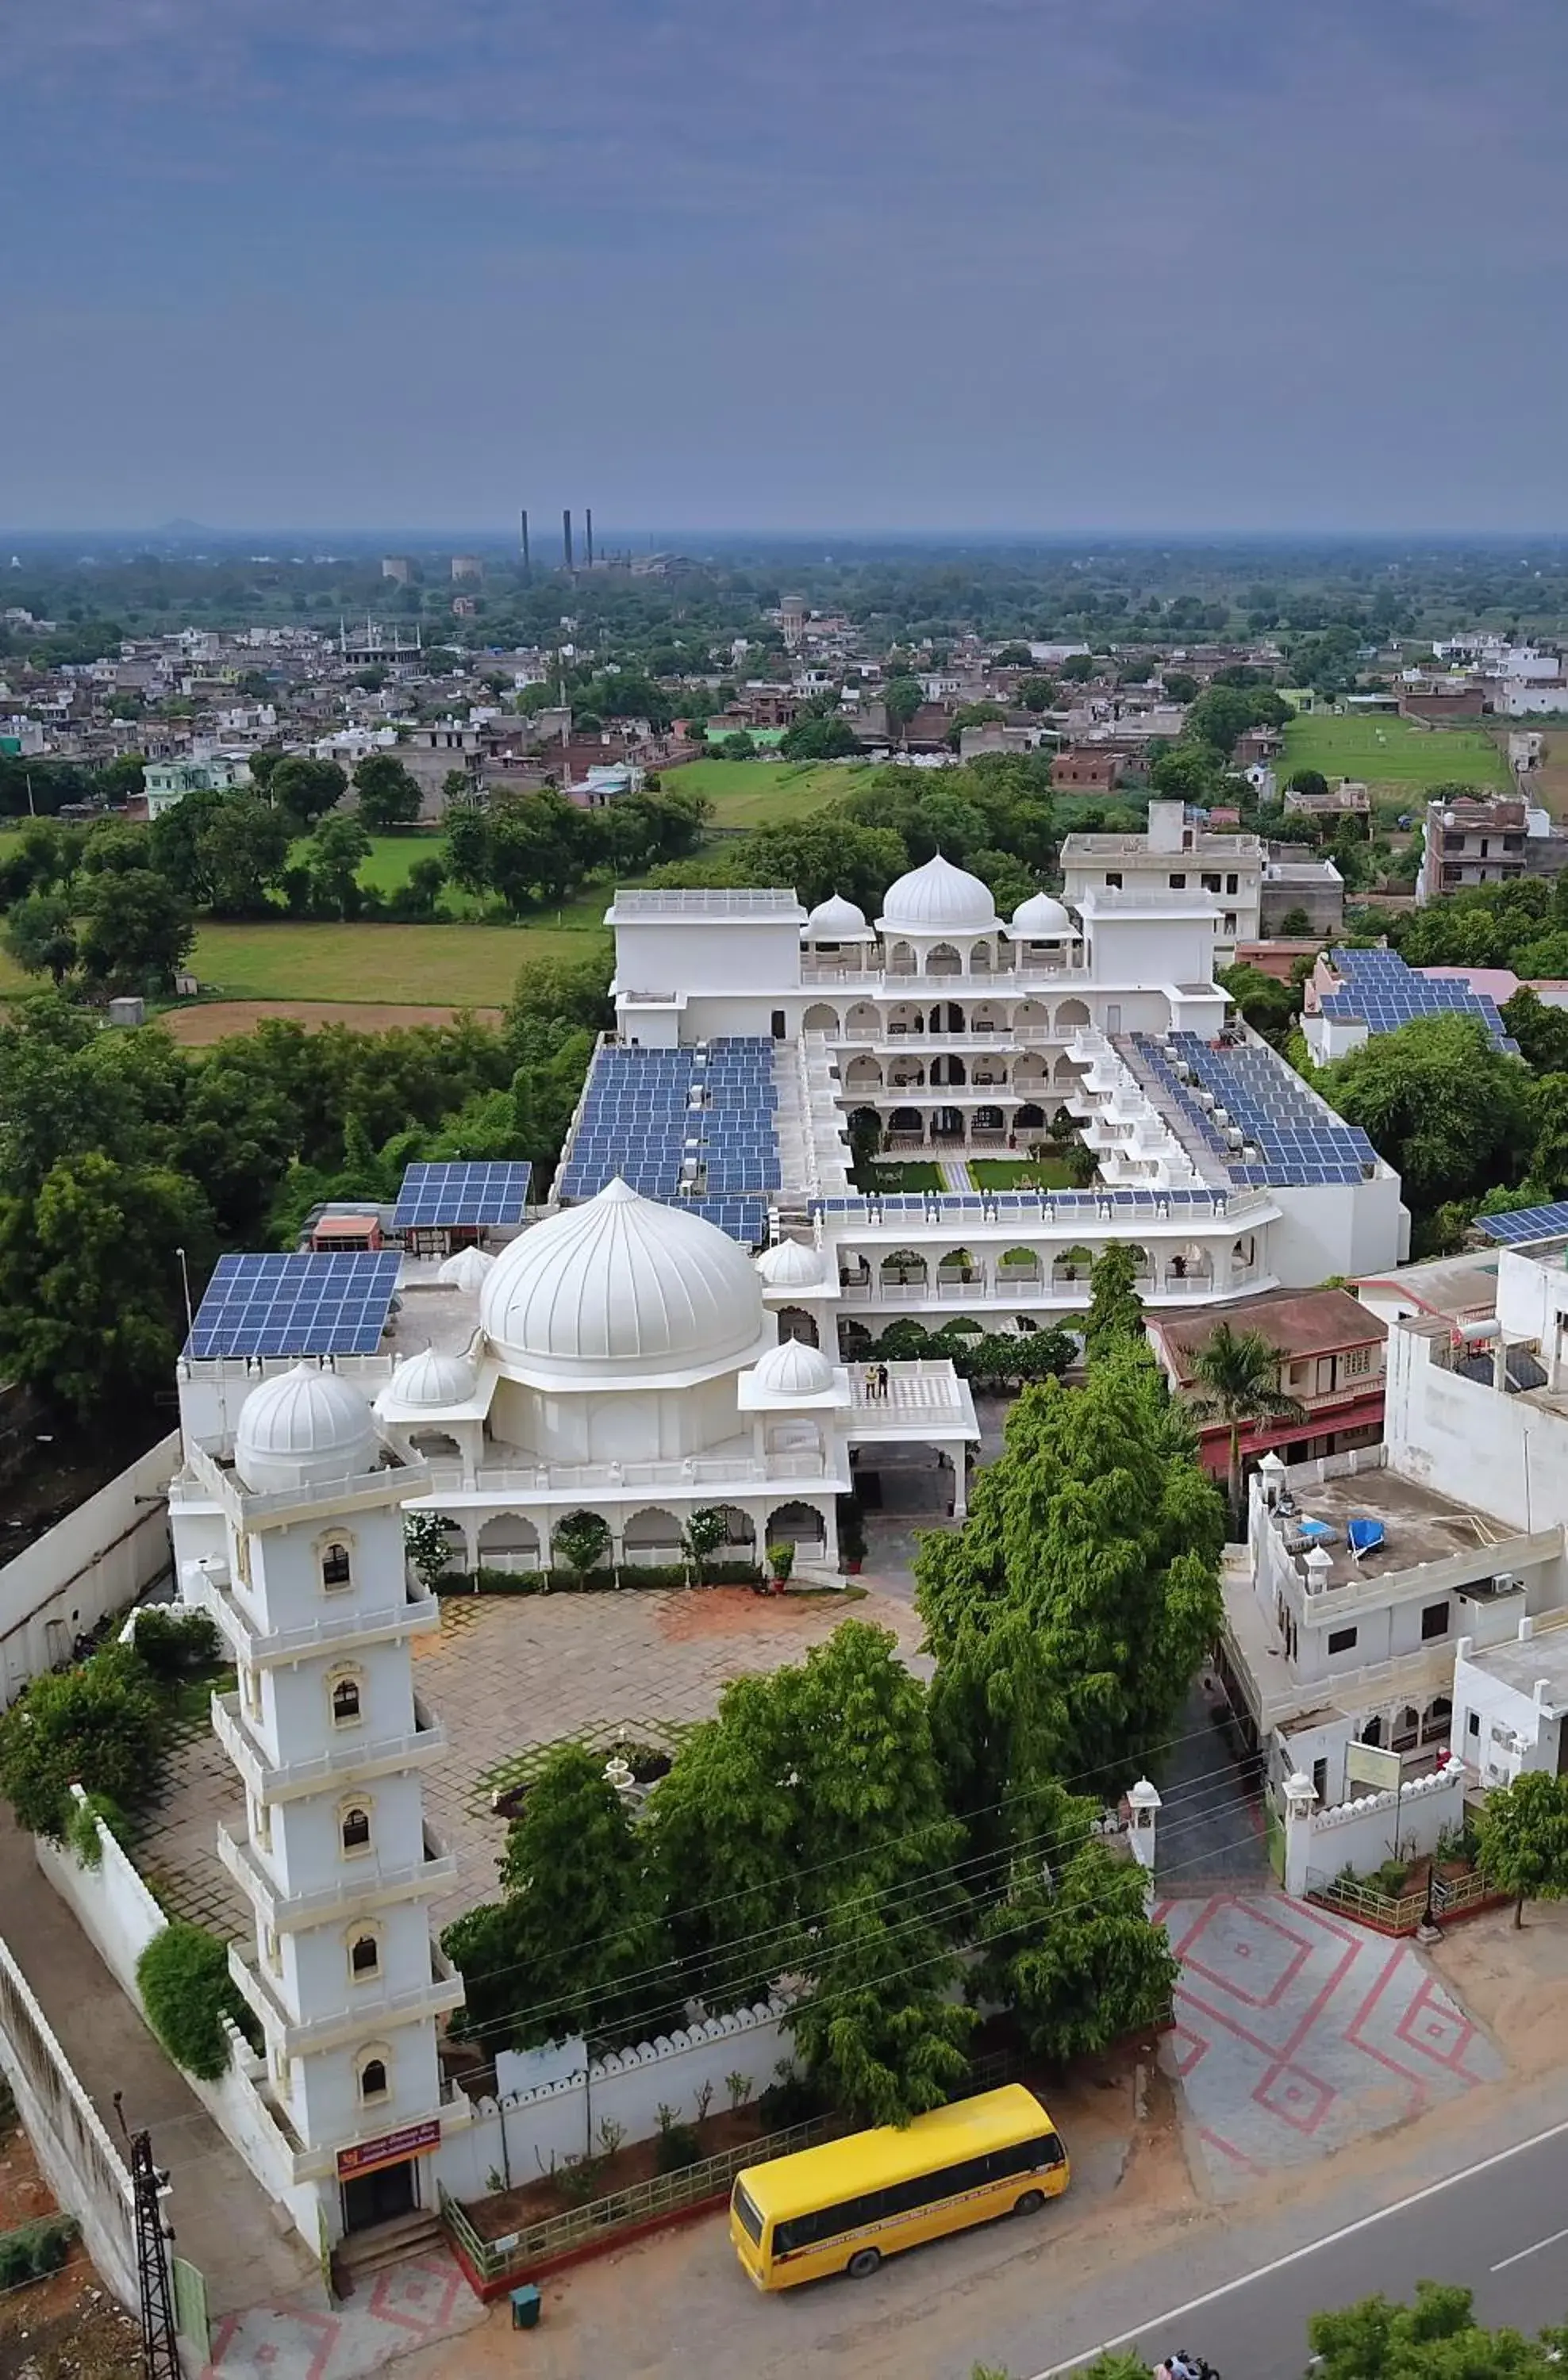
[
  {"x1": 434, "y1": 1559, "x2": 764, "y2": 1598},
  {"x1": 0, "y1": 2215, "x2": 76, "y2": 2289},
  {"x1": 137, "y1": 1920, "x2": 255, "y2": 2081}
]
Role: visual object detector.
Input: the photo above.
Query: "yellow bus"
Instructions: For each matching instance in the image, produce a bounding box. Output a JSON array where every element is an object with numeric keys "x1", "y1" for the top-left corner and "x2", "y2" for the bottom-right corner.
[{"x1": 729, "y1": 2083, "x2": 1068, "y2": 2291}]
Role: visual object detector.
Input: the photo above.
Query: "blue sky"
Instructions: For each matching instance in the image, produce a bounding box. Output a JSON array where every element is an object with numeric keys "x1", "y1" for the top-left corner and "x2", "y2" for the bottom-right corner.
[{"x1": 7, "y1": 0, "x2": 1568, "y2": 533}]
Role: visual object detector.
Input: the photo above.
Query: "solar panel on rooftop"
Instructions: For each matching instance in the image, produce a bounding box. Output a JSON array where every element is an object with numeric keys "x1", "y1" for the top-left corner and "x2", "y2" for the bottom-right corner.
[{"x1": 187, "y1": 1250, "x2": 401, "y2": 1359}]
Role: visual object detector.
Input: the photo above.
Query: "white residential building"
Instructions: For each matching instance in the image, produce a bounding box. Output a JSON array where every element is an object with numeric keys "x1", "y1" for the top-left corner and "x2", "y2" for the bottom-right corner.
[
  {"x1": 1059, "y1": 801, "x2": 1263, "y2": 955},
  {"x1": 143, "y1": 754, "x2": 252, "y2": 819}
]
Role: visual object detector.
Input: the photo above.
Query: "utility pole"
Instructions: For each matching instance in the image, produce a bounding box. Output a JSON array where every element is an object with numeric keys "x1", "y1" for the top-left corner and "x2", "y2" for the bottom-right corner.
[{"x1": 115, "y1": 2098, "x2": 179, "y2": 2380}]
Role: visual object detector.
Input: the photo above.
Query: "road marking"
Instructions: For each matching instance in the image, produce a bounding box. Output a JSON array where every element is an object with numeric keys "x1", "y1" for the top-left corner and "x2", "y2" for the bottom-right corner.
[
  {"x1": 1491, "y1": 2223, "x2": 1568, "y2": 2274},
  {"x1": 1024, "y1": 2112, "x2": 1568, "y2": 2379}
]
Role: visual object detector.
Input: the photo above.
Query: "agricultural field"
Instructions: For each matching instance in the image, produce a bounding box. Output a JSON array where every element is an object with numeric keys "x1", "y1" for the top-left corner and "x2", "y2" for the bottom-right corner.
[
  {"x1": 670, "y1": 757, "x2": 862, "y2": 829},
  {"x1": 187, "y1": 918, "x2": 605, "y2": 1005},
  {"x1": 1279, "y1": 712, "x2": 1509, "y2": 794}
]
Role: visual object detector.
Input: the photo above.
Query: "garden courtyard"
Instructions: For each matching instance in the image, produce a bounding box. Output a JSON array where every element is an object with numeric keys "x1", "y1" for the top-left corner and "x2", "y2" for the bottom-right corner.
[{"x1": 135, "y1": 1582, "x2": 928, "y2": 1943}]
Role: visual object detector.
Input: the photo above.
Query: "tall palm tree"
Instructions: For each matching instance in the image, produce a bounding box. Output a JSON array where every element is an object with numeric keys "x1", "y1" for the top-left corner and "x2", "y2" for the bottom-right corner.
[{"x1": 1188, "y1": 1322, "x2": 1308, "y2": 1526}]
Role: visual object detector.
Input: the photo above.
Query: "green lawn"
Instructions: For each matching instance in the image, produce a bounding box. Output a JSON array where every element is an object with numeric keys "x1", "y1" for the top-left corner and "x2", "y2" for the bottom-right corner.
[
  {"x1": 970, "y1": 1155, "x2": 1078, "y2": 1189},
  {"x1": 857, "y1": 1161, "x2": 945, "y2": 1191},
  {"x1": 1280, "y1": 713, "x2": 1509, "y2": 794},
  {"x1": 189, "y1": 918, "x2": 609, "y2": 1004},
  {"x1": 671, "y1": 758, "x2": 862, "y2": 830}
]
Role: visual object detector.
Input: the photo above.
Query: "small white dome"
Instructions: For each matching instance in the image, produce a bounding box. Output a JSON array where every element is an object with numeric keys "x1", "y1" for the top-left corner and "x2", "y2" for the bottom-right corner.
[
  {"x1": 384, "y1": 1344, "x2": 477, "y2": 1410},
  {"x1": 480, "y1": 1179, "x2": 767, "y2": 1382},
  {"x1": 1011, "y1": 891, "x2": 1073, "y2": 939},
  {"x1": 234, "y1": 1362, "x2": 378, "y2": 1492},
  {"x1": 438, "y1": 1245, "x2": 494, "y2": 1291},
  {"x1": 878, "y1": 852, "x2": 999, "y2": 935},
  {"x1": 803, "y1": 892, "x2": 870, "y2": 941},
  {"x1": 751, "y1": 1337, "x2": 836, "y2": 1396},
  {"x1": 755, "y1": 1238, "x2": 824, "y2": 1288}
]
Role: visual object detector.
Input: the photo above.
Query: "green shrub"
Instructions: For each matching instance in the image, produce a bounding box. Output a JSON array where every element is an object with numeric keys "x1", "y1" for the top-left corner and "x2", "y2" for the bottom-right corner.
[
  {"x1": 0, "y1": 2216, "x2": 75, "y2": 2289},
  {"x1": 757, "y1": 2066, "x2": 824, "y2": 2129},
  {"x1": 705, "y1": 1557, "x2": 763, "y2": 1587},
  {"x1": 129, "y1": 1607, "x2": 221, "y2": 1681},
  {"x1": 0, "y1": 1645, "x2": 166, "y2": 1839},
  {"x1": 137, "y1": 1921, "x2": 251, "y2": 2081},
  {"x1": 616, "y1": 1561, "x2": 689, "y2": 1589},
  {"x1": 654, "y1": 2121, "x2": 701, "y2": 2172},
  {"x1": 65, "y1": 1791, "x2": 130, "y2": 1871}
]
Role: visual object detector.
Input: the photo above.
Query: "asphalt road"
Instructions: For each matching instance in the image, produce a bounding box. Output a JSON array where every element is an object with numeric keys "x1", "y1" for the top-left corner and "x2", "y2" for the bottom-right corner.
[{"x1": 1010, "y1": 2081, "x2": 1568, "y2": 2380}]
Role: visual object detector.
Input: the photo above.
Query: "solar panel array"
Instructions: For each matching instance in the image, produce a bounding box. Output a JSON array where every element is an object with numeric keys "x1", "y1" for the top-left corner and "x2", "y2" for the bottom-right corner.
[
  {"x1": 1133, "y1": 1032, "x2": 1379, "y2": 1189},
  {"x1": 557, "y1": 1040, "x2": 781, "y2": 1234},
  {"x1": 187, "y1": 1252, "x2": 401, "y2": 1359},
  {"x1": 1320, "y1": 947, "x2": 1518, "y2": 1054},
  {"x1": 392, "y1": 1161, "x2": 532, "y2": 1230},
  {"x1": 1475, "y1": 1201, "x2": 1568, "y2": 1245}
]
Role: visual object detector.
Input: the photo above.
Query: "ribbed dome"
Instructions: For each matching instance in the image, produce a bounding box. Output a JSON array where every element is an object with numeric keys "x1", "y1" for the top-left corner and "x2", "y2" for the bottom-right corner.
[
  {"x1": 802, "y1": 892, "x2": 870, "y2": 941},
  {"x1": 1011, "y1": 891, "x2": 1073, "y2": 939},
  {"x1": 383, "y1": 1344, "x2": 477, "y2": 1411},
  {"x1": 480, "y1": 1180, "x2": 766, "y2": 1381},
  {"x1": 234, "y1": 1362, "x2": 378, "y2": 1492},
  {"x1": 751, "y1": 1337, "x2": 836, "y2": 1395},
  {"x1": 755, "y1": 1238, "x2": 824, "y2": 1288},
  {"x1": 438, "y1": 1245, "x2": 494, "y2": 1291},
  {"x1": 878, "y1": 852, "x2": 999, "y2": 935}
]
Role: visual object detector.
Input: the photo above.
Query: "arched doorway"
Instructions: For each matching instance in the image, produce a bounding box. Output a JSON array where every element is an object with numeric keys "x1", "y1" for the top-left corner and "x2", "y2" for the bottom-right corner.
[
  {"x1": 927, "y1": 943, "x2": 963, "y2": 977},
  {"x1": 1054, "y1": 997, "x2": 1091, "y2": 1034},
  {"x1": 766, "y1": 1502, "x2": 827, "y2": 1559},
  {"x1": 802, "y1": 1003, "x2": 840, "y2": 1032},
  {"x1": 476, "y1": 1514, "x2": 542, "y2": 1575},
  {"x1": 621, "y1": 1507, "x2": 684, "y2": 1566},
  {"x1": 777, "y1": 1306, "x2": 820, "y2": 1345}
]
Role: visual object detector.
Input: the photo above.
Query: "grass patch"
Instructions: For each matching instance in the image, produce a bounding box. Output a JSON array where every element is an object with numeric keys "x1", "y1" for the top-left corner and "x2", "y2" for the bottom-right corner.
[
  {"x1": 671, "y1": 758, "x2": 862, "y2": 829},
  {"x1": 190, "y1": 919, "x2": 609, "y2": 1005},
  {"x1": 970, "y1": 1155, "x2": 1078, "y2": 1189},
  {"x1": 858, "y1": 1160, "x2": 945, "y2": 1191},
  {"x1": 1281, "y1": 712, "x2": 1509, "y2": 794},
  {"x1": 475, "y1": 1716, "x2": 690, "y2": 1814}
]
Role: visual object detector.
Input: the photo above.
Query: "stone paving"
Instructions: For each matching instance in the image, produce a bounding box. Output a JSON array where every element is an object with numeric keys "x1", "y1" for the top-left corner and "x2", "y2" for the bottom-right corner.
[
  {"x1": 1155, "y1": 1891, "x2": 1504, "y2": 2200},
  {"x1": 202, "y1": 2248, "x2": 486, "y2": 2378},
  {"x1": 140, "y1": 1583, "x2": 925, "y2": 1939}
]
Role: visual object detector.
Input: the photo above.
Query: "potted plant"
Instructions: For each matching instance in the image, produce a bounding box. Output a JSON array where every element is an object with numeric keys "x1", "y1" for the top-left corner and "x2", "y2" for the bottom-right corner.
[{"x1": 766, "y1": 1540, "x2": 795, "y2": 1592}]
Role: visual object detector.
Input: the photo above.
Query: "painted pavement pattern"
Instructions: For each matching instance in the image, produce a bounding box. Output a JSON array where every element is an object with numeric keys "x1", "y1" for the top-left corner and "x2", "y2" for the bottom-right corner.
[
  {"x1": 1156, "y1": 1891, "x2": 1503, "y2": 2199},
  {"x1": 201, "y1": 2249, "x2": 486, "y2": 2378}
]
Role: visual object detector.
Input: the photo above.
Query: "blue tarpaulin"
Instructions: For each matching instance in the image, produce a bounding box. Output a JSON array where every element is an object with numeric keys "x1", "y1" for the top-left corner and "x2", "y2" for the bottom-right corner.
[{"x1": 1347, "y1": 1518, "x2": 1385, "y2": 1561}]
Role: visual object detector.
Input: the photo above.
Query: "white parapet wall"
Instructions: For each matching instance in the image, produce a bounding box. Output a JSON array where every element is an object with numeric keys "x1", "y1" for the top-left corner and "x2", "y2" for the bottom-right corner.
[
  {"x1": 37, "y1": 1787, "x2": 326, "y2": 2259},
  {"x1": 0, "y1": 1431, "x2": 180, "y2": 1706},
  {"x1": 1294, "y1": 1760, "x2": 1468, "y2": 1891},
  {"x1": 434, "y1": 1998, "x2": 798, "y2": 2201}
]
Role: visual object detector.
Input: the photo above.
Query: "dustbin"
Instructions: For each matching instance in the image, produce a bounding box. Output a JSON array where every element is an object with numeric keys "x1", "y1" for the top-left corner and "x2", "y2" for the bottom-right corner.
[{"x1": 510, "y1": 2284, "x2": 542, "y2": 2331}]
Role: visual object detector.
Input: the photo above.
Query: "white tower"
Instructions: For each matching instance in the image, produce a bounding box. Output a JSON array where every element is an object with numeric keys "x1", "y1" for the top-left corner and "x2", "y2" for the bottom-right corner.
[{"x1": 175, "y1": 1363, "x2": 463, "y2": 2244}]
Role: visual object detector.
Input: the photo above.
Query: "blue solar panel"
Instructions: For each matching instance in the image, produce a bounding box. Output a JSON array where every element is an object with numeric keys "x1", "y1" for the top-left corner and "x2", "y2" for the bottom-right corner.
[
  {"x1": 561, "y1": 1038, "x2": 782, "y2": 1202},
  {"x1": 187, "y1": 1252, "x2": 400, "y2": 1358},
  {"x1": 1475, "y1": 1202, "x2": 1568, "y2": 1245},
  {"x1": 393, "y1": 1161, "x2": 532, "y2": 1230}
]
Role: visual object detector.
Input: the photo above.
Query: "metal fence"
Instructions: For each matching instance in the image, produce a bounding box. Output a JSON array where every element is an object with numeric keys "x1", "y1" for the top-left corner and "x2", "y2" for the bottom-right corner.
[
  {"x1": 440, "y1": 2113, "x2": 837, "y2": 2288},
  {"x1": 1307, "y1": 1866, "x2": 1505, "y2": 1935}
]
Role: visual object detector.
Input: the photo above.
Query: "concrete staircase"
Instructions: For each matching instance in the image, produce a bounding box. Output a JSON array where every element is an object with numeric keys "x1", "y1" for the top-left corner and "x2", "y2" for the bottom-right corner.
[{"x1": 335, "y1": 2206, "x2": 445, "y2": 2288}]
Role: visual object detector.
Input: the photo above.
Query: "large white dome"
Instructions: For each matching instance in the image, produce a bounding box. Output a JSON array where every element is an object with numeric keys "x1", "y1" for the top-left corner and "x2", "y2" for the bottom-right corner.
[
  {"x1": 755, "y1": 1237, "x2": 824, "y2": 1288},
  {"x1": 1010, "y1": 891, "x2": 1073, "y2": 939},
  {"x1": 382, "y1": 1344, "x2": 478, "y2": 1411},
  {"x1": 235, "y1": 1361, "x2": 378, "y2": 1491},
  {"x1": 751, "y1": 1337, "x2": 836, "y2": 1397},
  {"x1": 480, "y1": 1180, "x2": 767, "y2": 1383},
  {"x1": 802, "y1": 892, "x2": 871, "y2": 942},
  {"x1": 878, "y1": 852, "x2": 999, "y2": 935}
]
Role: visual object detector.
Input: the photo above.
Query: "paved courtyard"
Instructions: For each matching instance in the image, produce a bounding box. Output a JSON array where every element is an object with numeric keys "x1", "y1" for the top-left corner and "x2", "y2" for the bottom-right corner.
[
  {"x1": 1156, "y1": 1891, "x2": 1504, "y2": 2199},
  {"x1": 140, "y1": 1584, "x2": 925, "y2": 1937},
  {"x1": 202, "y1": 2248, "x2": 486, "y2": 2378}
]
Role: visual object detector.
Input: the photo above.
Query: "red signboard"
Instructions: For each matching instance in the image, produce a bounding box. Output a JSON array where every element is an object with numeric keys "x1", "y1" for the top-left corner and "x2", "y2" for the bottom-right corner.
[{"x1": 336, "y1": 2118, "x2": 440, "y2": 2181}]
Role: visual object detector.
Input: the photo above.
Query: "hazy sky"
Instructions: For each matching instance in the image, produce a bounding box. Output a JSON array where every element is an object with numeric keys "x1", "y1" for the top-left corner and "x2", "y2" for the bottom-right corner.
[{"x1": 8, "y1": 0, "x2": 1568, "y2": 534}]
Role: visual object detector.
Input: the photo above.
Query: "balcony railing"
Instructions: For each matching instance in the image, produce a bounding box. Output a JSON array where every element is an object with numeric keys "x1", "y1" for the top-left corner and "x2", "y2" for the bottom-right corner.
[
  {"x1": 415, "y1": 1449, "x2": 827, "y2": 1496},
  {"x1": 207, "y1": 1582, "x2": 440, "y2": 1668},
  {"x1": 217, "y1": 1819, "x2": 458, "y2": 1928},
  {"x1": 213, "y1": 1691, "x2": 447, "y2": 1801},
  {"x1": 229, "y1": 1939, "x2": 464, "y2": 2056}
]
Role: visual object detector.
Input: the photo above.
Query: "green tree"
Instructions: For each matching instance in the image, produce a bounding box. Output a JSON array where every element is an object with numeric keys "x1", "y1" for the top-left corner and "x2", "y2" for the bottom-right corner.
[
  {"x1": 1310, "y1": 2282, "x2": 1568, "y2": 2380},
  {"x1": 1287, "y1": 767, "x2": 1329, "y2": 798},
  {"x1": 267, "y1": 755, "x2": 347, "y2": 832},
  {"x1": 1161, "y1": 671, "x2": 1200, "y2": 704},
  {"x1": 1186, "y1": 1321, "x2": 1307, "y2": 1525},
  {"x1": 718, "y1": 730, "x2": 755, "y2": 759},
  {"x1": 682, "y1": 1506, "x2": 729, "y2": 1584},
  {"x1": 780, "y1": 716, "x2": 859, "y2": 761},
  {"x1": 405, "y1": 1512, "x2": 457, "y2": 1593},
  {"x1": 77, "y1": 869, "x2": 194, "y2": 992},
  {"x1": 1315, "y1": 1012, "x2": 1534, "y2": 1242},
  {"x1": 1475, "y1": 1768, "x2": 1568, "y2": 1926},
  {"x1": 784, "y1": 1887, "x2": 977, "y2": 2129},
  {"x1": 352, "y1": 751, "x2": 423, "y2": 829},
  {"x1": 3, "y1": 892, "x2": 77, "y2": 987},
  {"x1": 443, "y1": 1743, "x2": 674, "y2": 2052},
  {"x1": 1147, "y1": 743, "x2": 1215, "y2": 800},
  {"x1": 552, "y1": 1508, "x2": 609, "y2": 1582},
  {"x1": 883, "y1": 678, "x2": 924, "y2": 741},
  {"x1": 1502, "y1": 986, "x2": 1568, "y2": 1077},
  {"x1": 1218, "y1": 961, "x2": 1301, "y2": 1050},
  {"x1": 1015, "y1": 676, "x2": 1058, "y2": 712},
  {"x1": 975, "y1": 1824, "x2": 1177, "y2": 2062},
  {"x1": 0, "y1": 1645, "x2": 164, "y2": 1839},
  {"x1": 1083, "y1": 1243, "x2": 1145, "y2": 1362},
  {"x1": 917, "y1": 1352, "x2": 1224, "y2": 1827},
  {"x1": 305, "y1": 813, "x2": 372, "y2": 918},
  {"x1": 137, "y1": 1921, "x2": 255, "y2": 2081}
]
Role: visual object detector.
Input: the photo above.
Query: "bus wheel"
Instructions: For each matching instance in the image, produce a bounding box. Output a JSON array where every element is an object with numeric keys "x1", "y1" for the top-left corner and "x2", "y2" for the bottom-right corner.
[
  {"x1": 847, "y1": 2248, "x2": 882, "y2": 2278},
  {"x1": 1015, "y1": 2190, "x2": 1047, "y2": 2215}
]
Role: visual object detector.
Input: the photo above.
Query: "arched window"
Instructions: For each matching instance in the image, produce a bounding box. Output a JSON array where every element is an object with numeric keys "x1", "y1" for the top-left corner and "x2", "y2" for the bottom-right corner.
[
  {"x1": 340, "y1": 1805, "x2": 371, "y2": 1856},
  {"x1": 358, "y1": 2053, "x2": 389, "y2": 2104},
  {"x1": 330, "y1": 1676, "x2": 362, "y2": 1727},
  {"x1": 321, "y1": 1541, "x2": 352, "y2": 1591},
  {"x1": 349, "y1": 1934, "x2": 379, "y2": 1979}
]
